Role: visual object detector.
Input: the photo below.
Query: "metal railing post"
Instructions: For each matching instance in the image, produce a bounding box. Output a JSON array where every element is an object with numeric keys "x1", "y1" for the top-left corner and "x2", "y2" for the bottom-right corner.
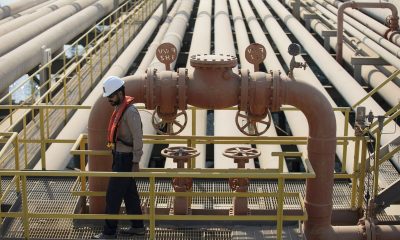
[
  {"x1": 21, "y1": 175, "x2": 30, "y2": 239},
  {"x1": 350, "y1": 137, "x2": 360, "y2": 209},
  {"x1": 373, "y1": 128, "x2": 381, "y2": 197},
  {"x1": 358, "y1": 138, "x2": 367, "y2": 208},
  {"x1": 277, "y1": 155, "x2": 284, "y2": 240},
  {"x1": 341, "y1": 108, "x2": 350, "y2": 172},
  {"x1": 39, "y1": 108, "x2": 46, "y2": 170},
  {"x1": 149, "y1": 176, "x2": 156, "y2": 239}
]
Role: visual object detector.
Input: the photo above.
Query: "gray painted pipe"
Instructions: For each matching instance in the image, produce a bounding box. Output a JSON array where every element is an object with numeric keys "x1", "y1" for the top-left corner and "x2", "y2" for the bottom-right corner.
[
  {"x1": 297, "y1": 4, "x2": 400, "y2": 108},
  {"x1": 0, "y1": 0, "x2": 49, "y2": 20},
  {"x1": 0, "y1": 0, "x2": 127, "y2": 96},
  {"x1": 0, "y1": 0, "x2": 74, "y2": 37},
  {"x1": 0, "y1": 0, "x2": 98, "y2": 56},
  {"x1": 252, "y1": 0, "x2": 356, "y2": 172},
  {"x1": 214, "y1": 0, "x2": 255, "y2": 169},
  {"x1": 265, "y1": 0, "x2": 400, "y2": 149},
  {"x1": 35, "y1": 0, "x2": 174, "y2": 170}
]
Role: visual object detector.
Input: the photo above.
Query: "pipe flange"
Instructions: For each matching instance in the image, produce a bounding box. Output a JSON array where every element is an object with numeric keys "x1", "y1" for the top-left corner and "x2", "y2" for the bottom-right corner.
[
  {"x1": 145, "y1": 68, "x2": 156, "y2": 109},
  {"x1": 239, "y1": 69, "x2": 249, "y2": 111},
  {"x1": 190, "y1": 54, "x2": 237, "y2": 69},
  {"x1": 271, "y1": 70, "x2": 281, "y2": 112},
  {"x1": 177, "y1": 68, "x2": 187, "y2": 110}
]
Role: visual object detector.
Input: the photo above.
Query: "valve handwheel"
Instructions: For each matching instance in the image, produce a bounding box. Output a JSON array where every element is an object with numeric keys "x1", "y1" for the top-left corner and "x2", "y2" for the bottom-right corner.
[
  {"x1": 152, "y1": 107, "x2": 188, "y2": 135},
  {"x1": 223, "y1": 147, "x2": 261, "y2": 160},
  {"x1": 235, "y1": 110, "x2": 272, "y2": 136},
  {"x1": 161, "y1": 146, "x2": 200, "y2": 160}
]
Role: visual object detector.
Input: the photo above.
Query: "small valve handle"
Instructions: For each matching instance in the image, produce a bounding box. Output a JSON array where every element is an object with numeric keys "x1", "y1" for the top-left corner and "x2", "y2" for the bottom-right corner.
[
  {"x1": 223, "y1": 147, "x2": 261, "y2": 160},
  {"x1": 161, "y1": 146, "x2": 200, "y2": 160}
]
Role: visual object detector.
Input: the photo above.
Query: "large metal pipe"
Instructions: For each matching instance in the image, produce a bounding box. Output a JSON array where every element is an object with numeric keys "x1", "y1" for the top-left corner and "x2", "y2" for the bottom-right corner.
[
  {"x1": 0, "y1": 0, "x2": 49, "y2": 20},
  {"x1": 214, "y1": 0, "x2": 254, "y2": 169},
  {"x1": 252, "y1": 0, "x2": 356, "y2": 172},
  {"x1": 233, "y1": 0, "x2": 286, "y2": 170},
  {"x1": 322, "y1": 0, "x2": 400, "y2": 47},
  {"x1": 88, "y1": 60, "x2": 337, "y2": 239},
  {"x1": 336, "y1": 1, "x2": 400, "y2": 64},
  {"x1": 0, "y1": 0, "x2": 98, "y2": 57},
  {"x1": 0, "y1": 0, "x2": 74, "y2": 37},
  {"x1": 165, "y1": 0, "x2": 209, "y2": 169},
  {"x1": 265, "y1": 0, "x2": 400, "y2": 150},
  {"x1": 35, "y1": 0, "x2": 173, "y2": 171},
  {"x1": 0, "y1": 0, "x2": 127, "y2": 96},
  {"x1": 296, "y1": 1, "x2": 400, "y2": 108}
]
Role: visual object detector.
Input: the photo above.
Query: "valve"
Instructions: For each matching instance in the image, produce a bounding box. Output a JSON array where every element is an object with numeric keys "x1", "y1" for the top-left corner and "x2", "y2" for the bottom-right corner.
[
  {"x1": 223, "y1": 147, "x2": 260, "y2": 215},
  {"x1": 223, "y1": 147, "x2": 261, "y2": 163},
  {"x1": 161, "y1": 146, "x2": 199, "y2": 214},
  {"x1": 288, "y1": 43, "x2": 307, "y2": 78},
  {"x1": 235, "y1": 110, "x2": 272, "y2": 136},
  {"x1": 152, "y1": 107, "x2": 188, "y2": 135},
  {"x1": 384, "y1": 15, "x2": 400, "y2": 39},
  {"x1": 161, "y1": 146, "x2": 200, "y2": 162}
]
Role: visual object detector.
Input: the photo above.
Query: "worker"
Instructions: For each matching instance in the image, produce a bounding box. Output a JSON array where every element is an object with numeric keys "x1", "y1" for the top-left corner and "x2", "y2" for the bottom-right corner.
[{"x1": 93, "y1": 76, "x2": 145, "y2": 239}]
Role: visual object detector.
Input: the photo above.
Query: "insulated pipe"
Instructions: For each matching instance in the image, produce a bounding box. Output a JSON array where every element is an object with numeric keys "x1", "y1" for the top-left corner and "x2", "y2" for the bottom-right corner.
[
  {"x1": 296, "y1": 2, "x2": 400, "y2": 108},
  {"x1": 0, "y1": 0, "x2": 127, "y2": 96},
  {"x1": 165, "y1": 0, "x2": 209, "y2": 169},
  {"x1": 35, "y1": 0, "x2": 173, "y2": 171},
  {"x1": 0, "y1": 0, "x2": 49, "y2": 20},
  {"x1": 322, "y1": 0, "x2": 400, "y2": 47},
  {"x1": 0, "y1": 0, "x2": 74, "y2": 37},
  {"x1": 265, "y1": 0, "x2": 400, "y2": 150},
  {"x1": 214, "y1": 0, "x2": 255, "y2": 169},
  {"x1": 0, "y1": 0, "x2": 98, "y2": 57},
  {"x1": 88, "y1": 61, "x2": 337, "y2": 237},
  {"x1": 252, "y1": 0, "x2": 356, "y2": 172},
  {"x1": 336, "y1": 1, "x2": 400, "y2": 64}
]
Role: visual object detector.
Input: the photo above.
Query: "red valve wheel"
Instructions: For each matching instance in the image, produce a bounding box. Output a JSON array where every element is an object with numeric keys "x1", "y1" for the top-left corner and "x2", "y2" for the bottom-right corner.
[
  {"x1": 223, "y1": 147, "x2": 261, "y2": 160},
  {"x1": 235, "y1": 110, "x2": 272, "y2": 136},
  {"x1": 161, "y1": 146, "x2": 200, "y2": 160}
]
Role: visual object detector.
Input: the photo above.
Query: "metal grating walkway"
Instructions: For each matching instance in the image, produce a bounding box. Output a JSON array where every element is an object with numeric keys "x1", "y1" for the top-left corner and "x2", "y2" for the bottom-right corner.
[{"x1": 0, "y1": 177, "x2": 361, "y2": 239}]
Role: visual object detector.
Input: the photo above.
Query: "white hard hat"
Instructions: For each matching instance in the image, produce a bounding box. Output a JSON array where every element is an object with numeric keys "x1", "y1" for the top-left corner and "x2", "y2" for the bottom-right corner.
[{"x1": 102, "y1": 76, "x2": 124, "y2": 97}]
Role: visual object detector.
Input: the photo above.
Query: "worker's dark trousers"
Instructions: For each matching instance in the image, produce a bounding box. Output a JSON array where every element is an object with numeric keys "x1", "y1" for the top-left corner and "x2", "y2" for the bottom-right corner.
[{"x1": 103, "y1": 152, "x2": 144, "y2": 235}]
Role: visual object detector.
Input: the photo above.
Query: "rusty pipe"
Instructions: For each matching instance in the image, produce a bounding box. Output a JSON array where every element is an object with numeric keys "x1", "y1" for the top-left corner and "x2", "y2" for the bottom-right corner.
[
  {"x1": 336, "y1": 1, "x2": 399, "y2": 64},
  {"x1": 278, "y1": 77, "x2": 337, "y2": 239},
  {"x1": 88, "y1": 61, "x2": 337, "y2": 237}
]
